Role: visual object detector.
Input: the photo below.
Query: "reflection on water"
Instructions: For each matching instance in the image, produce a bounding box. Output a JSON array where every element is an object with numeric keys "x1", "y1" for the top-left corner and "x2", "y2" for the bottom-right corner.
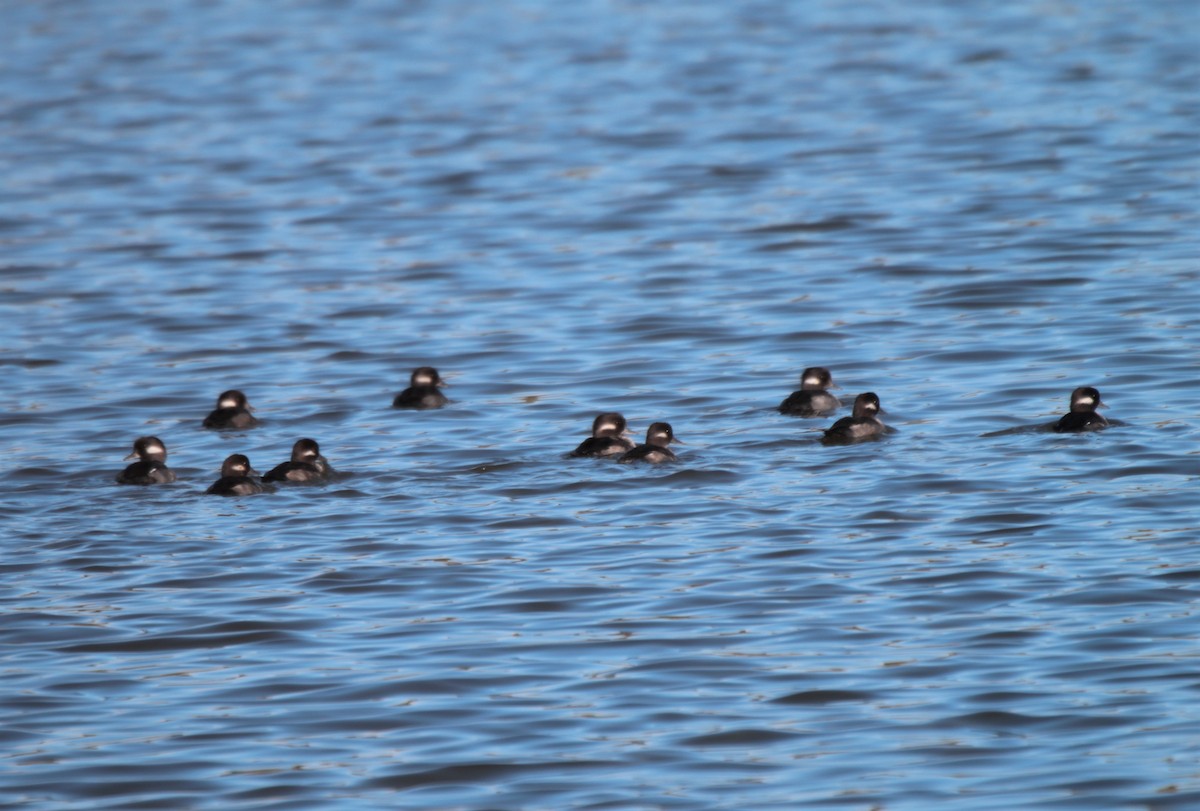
[{"x1": 2, "y1": 0, "x2": 1198, "y2": 809}]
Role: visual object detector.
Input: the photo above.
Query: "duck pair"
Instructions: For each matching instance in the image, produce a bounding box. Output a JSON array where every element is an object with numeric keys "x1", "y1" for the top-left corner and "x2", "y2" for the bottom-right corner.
[
  {"x1": 200, "y1": 367, "x2": 448, "y2": 434},
  {"x1": 205, "y1": 439, "x2": 333, "y2": 496},
  {"x1": 570, "y1": 413, "x2": 681, "y2": 464},
  {"x1": 777, "y1": 366, "x2": 885, "y2": 442}
]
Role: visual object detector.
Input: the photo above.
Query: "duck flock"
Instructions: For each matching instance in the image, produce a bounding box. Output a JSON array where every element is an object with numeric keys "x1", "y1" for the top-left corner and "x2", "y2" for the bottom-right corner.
[{"x1": 116, "y1": 365, "x2": 1111, "y2": 496}]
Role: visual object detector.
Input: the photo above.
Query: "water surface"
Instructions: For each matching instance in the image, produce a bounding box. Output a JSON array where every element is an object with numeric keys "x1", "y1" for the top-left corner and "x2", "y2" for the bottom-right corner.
[{"x1": 2, "y1": 1, "x2": 1198, "y2": 809}]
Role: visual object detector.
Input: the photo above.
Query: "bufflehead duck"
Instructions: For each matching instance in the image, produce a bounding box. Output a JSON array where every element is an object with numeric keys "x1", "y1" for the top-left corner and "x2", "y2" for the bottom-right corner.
[
  {"x1": 392, "y1": 367, "x2": 448, "y2": 409},
  {"x1": 1053, "y1": 386, "x2": 1108, "y2": 433},
  {"x1": 619, "y1": 422, "x2": 680, "y2": 464},
  {"x1": 205, "y1": 453, "x2": 267, "y2": 496},
  {"x1": 203, "y1": 390, "x2": 258, "y2": 430},
  {"x1": 822, "y1": 392, "x2": 886, "y2": 443},
  {"x1": 116, "y1": 436, "x2": 176, "y2": 485},
  {"x1": 264, "y1": 438, "x2": 331, "y2": 483},
  {"x1": 570, "y1": 412, "x2": 635, "y2": 458},
  {"x1": 779, "y1": 366, "x2": 840, "y2": 417}
]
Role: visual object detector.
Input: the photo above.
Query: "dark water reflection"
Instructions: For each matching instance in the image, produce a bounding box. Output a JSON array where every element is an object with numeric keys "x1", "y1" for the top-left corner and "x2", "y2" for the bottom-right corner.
[{"x1": 3, "y1": 0, "x2": 1199, "y2": 809}]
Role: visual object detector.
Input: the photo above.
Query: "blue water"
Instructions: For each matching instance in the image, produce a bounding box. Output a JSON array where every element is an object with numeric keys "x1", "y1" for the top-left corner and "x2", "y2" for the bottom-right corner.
[{"x1": 2, "y1": 1, "x2": 1198, "y2": 809}]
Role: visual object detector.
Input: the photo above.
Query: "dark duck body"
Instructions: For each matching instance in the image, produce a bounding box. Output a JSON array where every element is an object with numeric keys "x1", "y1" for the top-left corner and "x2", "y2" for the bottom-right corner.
[
  {"x1": 779, "y1": 366, "x2": 840, "y2": 417},
  {"x1": 619, "y1": 422, "x2": 680, "y2": 464},
  {"x1": 116, "y1": 436, "x2": 176, "y2": 485},
  {"x1": 205, "y1": 453, "x2": 267, "y2": 496},
  {"x1": 203, "y1": 389, "x2": 258, "y2": 430},
  {"x1": 570, "y1": 412, "x2": 635, "y2": 458},
  {"x1": 264, "y1": 438, "x2": 331, "y2": 483},
  {"x1": 822, "y1": 392, "x2": 886, "y2": 443},
  {"x1": 392, "y1": 367, "x2": 448, "y2": 410},
  {"x1": 1053, "y1": 386, "x2": 1109, "y2": 433}
]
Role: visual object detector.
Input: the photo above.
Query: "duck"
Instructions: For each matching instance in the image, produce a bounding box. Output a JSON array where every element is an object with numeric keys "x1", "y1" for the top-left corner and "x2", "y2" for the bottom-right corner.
[
  {"x1": 570, "y1": 412, "x2": 635, "y2": 458},
  {"x1": 205, "y1": 454, "x2": 267, "y2": 496},
  {"x1": 619, "y1": 422, "x2": 680, "y2": 464},
  {"x1": 392, "y1": 367, "x2": 448, "y2": 409},
  {"x1": 778, "y1": 366, "x2": 840, "y2": 417},
  {"x1": 116, "y1": 436, "x2": 176, "y2": 485},
  {"x1": 202, "y1": 390, "x2": 258, "y2": 430},
  {"x1": 263, "y1": 438, "x2": 331, "y2": 483},
  {"x1": 822, "y1": 392, "x2": 886, "y2": 443},
  {"x1": 1053, "y1": 386, "x2": 1109, "y2": 433}
]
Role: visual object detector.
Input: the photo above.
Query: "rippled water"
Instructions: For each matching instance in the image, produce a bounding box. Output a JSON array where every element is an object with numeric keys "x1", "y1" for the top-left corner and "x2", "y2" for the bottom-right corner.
[{"x1": 3, "y1": 1, "x2": 1198, "y2": 809}]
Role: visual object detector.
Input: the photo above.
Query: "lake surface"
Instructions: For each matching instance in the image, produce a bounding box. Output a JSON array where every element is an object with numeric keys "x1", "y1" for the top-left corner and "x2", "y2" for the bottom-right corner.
[{"x1": 2, "y1": 1, "x2": 1198, "y2": 809}]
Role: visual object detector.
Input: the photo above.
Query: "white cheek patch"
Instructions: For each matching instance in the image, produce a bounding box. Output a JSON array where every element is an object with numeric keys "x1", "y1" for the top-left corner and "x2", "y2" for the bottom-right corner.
[
  {"x1": 1077, "y1": 394, "x2": 1095, "y2": 406},
  {"x1": 598, "y1": 420, "x2": 619, "y2": 434},
  {"x1": 803, "y1": 376, "x2": 823, "y2": 388},
  {"x1": 413, "y1": 373, "x2": 434, "y2": 385},
  {"x1": 218, "y1": 396, "x2": 239, "y2": 408}
]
